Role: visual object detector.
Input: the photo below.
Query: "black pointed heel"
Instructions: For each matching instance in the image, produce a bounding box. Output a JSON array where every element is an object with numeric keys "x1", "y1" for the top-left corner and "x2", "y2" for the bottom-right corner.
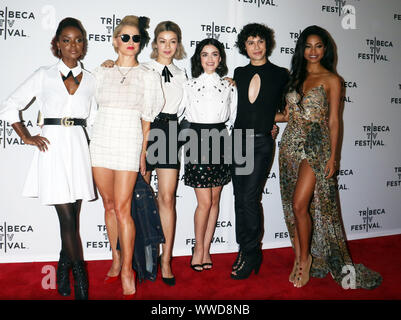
[{"x1": 158, "y1": 255, "x2": 176, "y2": 286}]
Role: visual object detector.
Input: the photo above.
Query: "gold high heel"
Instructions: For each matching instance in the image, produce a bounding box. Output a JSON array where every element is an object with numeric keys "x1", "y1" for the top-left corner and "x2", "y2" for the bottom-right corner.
[
  {"x1": 289, "y1": 259, "x2": 299, "y2": 283},
  {"x1": 294, "y1": 254, "x2": 312, "y2": 288}
]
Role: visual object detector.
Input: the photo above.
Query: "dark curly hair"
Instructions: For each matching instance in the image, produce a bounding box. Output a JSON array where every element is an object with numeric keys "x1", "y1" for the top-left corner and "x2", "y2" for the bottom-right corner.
[
  {"x1": 235, "y1": 23, "x2": 275, "y2": 58},
  {"x1": 191, "y1": 38, "x2": 228, "y2": 78},
  {"x1": 50, "y1": 17, "x2": 87, "y2": 59},
  {"x1": 285, "y1": 25, "x2": 337, "y2": 103}
]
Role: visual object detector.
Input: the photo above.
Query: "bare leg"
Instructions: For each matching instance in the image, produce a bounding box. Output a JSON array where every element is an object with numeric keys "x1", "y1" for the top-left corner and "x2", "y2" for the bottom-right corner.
[
  {"x1": 92, "y1": 167, "x2": 121, "y2": 278},
  {"x1": 155, "y1": 168, "x2": 179, "y2": 278},
  {"x1": 289, "y1": 228, "x2": 301, "y2": 283},
  {"x1": 292, "y1": 159, "x2": 316, "y2": 287},
  {"x1": 192, "y1": 188, "x2": 212, "y2": 270},
  {"x1": 113, "y1": 170, "x2": 137, "y2": 295},
  {"x1": 202, "y1": 186, "x2": 223, "y2": 268},
  {"x1": 93, "y1": 167, "x2": 137, "y2": 295}
]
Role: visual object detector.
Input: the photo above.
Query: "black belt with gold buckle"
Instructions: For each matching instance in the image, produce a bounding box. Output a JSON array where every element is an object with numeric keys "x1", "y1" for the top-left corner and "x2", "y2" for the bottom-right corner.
[
  {"x1": 43, "y1": 117, "x2": 87, "y2": 127},
  {"x1": 154, "y1": 112, "x2": 178, "y2": 122}
]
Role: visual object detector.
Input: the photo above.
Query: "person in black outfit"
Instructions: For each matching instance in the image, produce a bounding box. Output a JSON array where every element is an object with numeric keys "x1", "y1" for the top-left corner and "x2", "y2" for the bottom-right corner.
[{"x1": 231, "y1": 23, "x2": 289, "y2": 280}]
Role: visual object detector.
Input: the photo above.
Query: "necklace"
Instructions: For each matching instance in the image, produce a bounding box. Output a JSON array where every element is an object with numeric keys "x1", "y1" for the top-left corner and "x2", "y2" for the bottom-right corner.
[{"x1": 116, "y1": 64, "x2": 136, "y2": 84}]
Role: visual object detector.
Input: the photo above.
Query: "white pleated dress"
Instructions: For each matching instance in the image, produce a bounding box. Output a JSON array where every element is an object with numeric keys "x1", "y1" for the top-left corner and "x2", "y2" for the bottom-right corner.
[
  {"x1": 0, "y1": 60, "x2": 97, "y2": 205},
  {"x1": 90, "y1": 65, "x2": 164, "y2": 171}
]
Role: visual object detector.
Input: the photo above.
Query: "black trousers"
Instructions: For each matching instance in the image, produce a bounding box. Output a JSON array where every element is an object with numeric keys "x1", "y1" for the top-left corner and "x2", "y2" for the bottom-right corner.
[{"x1": 231, "y1": 135, "x2": 274, "y2": 254}]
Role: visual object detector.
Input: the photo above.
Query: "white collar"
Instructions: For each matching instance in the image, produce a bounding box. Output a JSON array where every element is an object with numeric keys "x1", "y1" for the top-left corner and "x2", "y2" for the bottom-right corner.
[
  {"x1": 57, "y1": 60, "x2": 82, "y2": 77},
  {"x1": 198, "y1": 72, "x2": 220, "y2": 84},
  {"x1": 150, "y1": 59, "x2": 175, "y2": 74}
]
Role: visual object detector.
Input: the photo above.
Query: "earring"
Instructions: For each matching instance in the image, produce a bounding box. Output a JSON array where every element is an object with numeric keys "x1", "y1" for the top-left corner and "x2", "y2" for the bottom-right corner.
[{"x1": 57, "y1": 48, "x2": 61, "y2": 56}]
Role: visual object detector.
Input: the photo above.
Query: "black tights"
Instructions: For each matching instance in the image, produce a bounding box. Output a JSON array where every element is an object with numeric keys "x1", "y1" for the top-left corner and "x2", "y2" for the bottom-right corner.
[{"x1": 55, "y1": 201, "x2": 83, "y2": 262}]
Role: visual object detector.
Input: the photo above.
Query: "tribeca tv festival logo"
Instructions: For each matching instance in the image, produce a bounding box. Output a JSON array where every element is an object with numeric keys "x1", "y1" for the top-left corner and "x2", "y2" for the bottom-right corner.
[
  {"x1": 190, "y1": 22, "x2": 238, "y2": 49},
  {"x1": 236, "y1": 0, "x2": 278, "y2": 8},
  {"x1": 279, "y1": 29, "x2": 302, "y2": 55},
  {"x1": 0, "y1": 222, "x2": 32, "y2": 253},
  {"x1": 0, "y1": 6, "x2": 35, "y2": 39},
  {"x1": 88, "y1": 15, "x2": 122, "y2": 42},
  {"x1": 321, "y1": 0, "x2": 357, "y2": 29},
  {"x1": 336, "y1": 168, "x2": 354, "y2": 191},
  {"x1": 262, "y1": 171, "x2": 277, "y2": 196},
  {"x1": 185, "y1": 220, "x2": 232, "y2": 248},
  {"x1": 390, "y1": 83, "x2": 401, "y2": 105},
  {"x1": 86, "y1": 224, "x2": 111, "y2": 251},
  {"x1": 342, "y1": 80, "x2": 357, "y2": 104},
  {"x1": 354, "y1": 123, "x2": 390, "y2": 149},
  {"x1": 0, "y1": 119, "x2": 34, "y2": 148},
  {"x1": 386, "y1": 166, "x2": 401, "y2": 188},
  {"x1": 357, "y1": 37, "x2": 393, "y2": 63},
  {"x1": 350, "y1": 207, "x2": 385, "y2": 233}
]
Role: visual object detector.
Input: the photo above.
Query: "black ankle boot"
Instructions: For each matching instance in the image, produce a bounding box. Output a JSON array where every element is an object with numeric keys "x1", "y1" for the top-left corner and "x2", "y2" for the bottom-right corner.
[
  {"x1": 232, "y1": 249, "x2": 243, "y2": 271},
  {"x1": 56, "y1": 250, "x2": 71, "y2": 296},
  {"x1": 230, "y1": 250, "x2": 262, "y2": 280},
  {"x1": 71, "y1": 261, "x2": 88, "y2": 300}
]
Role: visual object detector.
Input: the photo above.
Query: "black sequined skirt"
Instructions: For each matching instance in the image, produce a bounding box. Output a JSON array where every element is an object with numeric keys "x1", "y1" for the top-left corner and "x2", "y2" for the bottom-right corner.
[{"x1": 182, "y1": 122, "x2": 231, "y2": 188}]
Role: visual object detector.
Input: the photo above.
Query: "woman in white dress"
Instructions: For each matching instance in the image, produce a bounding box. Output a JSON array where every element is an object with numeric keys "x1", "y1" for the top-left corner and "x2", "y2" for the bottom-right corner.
[
  {"x1": 179, "y1": 38, "x2": 237, "y2": 272},
  {"x1": 0, "y1": 18, "x2": 95, "y2": 300},
  {"x1": 90, "y1": 15, "x2": 164, "y2": 298}
]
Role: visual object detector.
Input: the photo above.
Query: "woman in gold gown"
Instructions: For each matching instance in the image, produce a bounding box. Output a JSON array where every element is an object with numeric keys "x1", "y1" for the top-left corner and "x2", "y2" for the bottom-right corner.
[{"x1": 277, "y1": 25, "x2": 382, "y2": 289}]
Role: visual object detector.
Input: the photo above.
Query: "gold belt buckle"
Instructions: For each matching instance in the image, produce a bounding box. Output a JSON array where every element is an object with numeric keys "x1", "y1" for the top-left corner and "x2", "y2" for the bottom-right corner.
[{"x1": 61, "y1": 117, "x2": 74, "y2": 127}]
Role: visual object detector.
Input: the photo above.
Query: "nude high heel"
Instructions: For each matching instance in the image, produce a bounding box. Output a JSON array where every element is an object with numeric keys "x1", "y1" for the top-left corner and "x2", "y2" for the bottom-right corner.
[
  {"x1": 289, "y1": 259, "x2": 299, "y2": 283},
  {"x1": 294, "y1": 254, "x2": 312, "y2": 288}
]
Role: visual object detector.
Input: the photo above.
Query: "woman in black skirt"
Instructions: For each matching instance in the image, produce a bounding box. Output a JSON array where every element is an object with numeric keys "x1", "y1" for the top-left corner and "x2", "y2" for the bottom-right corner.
[{"x1": 179, "y1": 38, "x2": 237, "y2": 271}]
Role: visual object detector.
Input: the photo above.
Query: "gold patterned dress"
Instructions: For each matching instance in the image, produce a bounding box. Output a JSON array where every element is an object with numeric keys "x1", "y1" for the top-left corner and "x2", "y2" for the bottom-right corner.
[{"x1": 279, "y1": 85, "x2": 382, "y2": 289}]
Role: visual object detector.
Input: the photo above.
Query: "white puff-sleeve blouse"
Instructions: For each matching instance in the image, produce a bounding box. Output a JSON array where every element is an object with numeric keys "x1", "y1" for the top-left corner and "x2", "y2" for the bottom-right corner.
[
  {"x1": 93, "y1": 64, "x2": 164, "y2": 122},
  {"x1": 178, "y1": 72, "x2": 237, "y2": 127}
]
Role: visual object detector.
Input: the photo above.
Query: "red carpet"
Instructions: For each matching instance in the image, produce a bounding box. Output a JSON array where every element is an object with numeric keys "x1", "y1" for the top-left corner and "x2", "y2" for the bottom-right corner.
[{"x1": 0, "y1": 234, "x2": 400, "y2": 300}]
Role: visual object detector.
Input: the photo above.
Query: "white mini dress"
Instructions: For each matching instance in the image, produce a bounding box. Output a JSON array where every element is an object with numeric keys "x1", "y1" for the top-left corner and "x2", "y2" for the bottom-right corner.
[
  {"x1": 0, "y1": 60, "x2": 97, "y2": 205},
  {"x1": 90, "y1": 64, "x2": 164, "y2": 172}
]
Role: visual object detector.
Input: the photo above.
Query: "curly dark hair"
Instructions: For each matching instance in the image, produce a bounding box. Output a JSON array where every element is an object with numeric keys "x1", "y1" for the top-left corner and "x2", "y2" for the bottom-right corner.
[
  {"x1": 190, "y1": 38, "x2": 228, "y2": 78},
  {"x1": 285, "y1": 25, "x2": 337, "y2": 102},
  {"x1": 235, "y1": 23, "x2": 275, "y2": 58},
  {"x1": 50, "y1": 17, "x2": 87, "y2": 59}
]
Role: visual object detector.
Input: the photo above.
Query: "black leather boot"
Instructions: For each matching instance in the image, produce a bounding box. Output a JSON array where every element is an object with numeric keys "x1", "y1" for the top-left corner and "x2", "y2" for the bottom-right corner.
[
  {"x1": 230, "y1": 249, "x2": 262, "y2": 280},
  {"x1": 71, "y1": 261, "x2": 89, "y2": 300},
  {"x1": 232, "y1": 249, "x2": 243, "y2": 272},
  {"x1": 56, "y1": 250, "x2": 71, "y2": 296}
]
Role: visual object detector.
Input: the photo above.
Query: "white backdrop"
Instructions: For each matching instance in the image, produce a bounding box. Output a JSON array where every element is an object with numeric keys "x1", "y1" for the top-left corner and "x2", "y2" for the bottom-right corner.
[{"x1": 1, "y1": 0, "x2": 400, "y2": 263}]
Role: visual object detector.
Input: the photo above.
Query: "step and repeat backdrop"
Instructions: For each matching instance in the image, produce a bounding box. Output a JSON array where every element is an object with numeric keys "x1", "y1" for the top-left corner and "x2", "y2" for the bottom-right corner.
[{"x1": 0, "y1": 0, "x2": 400, "y2": 263}]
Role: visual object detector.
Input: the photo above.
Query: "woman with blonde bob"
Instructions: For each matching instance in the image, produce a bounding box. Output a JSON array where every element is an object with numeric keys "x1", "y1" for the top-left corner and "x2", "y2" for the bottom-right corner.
[
  {"x1": 101, "y1": 20, "x2": 187, "y2": 287},
  {"x1": 90, "y1": 15, "x2": 164, "y2": 299}
]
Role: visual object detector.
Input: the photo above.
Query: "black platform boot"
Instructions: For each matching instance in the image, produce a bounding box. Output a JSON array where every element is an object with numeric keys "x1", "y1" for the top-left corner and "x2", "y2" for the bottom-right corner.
[
  {"x1": 56, "y1": 250, "x2": 71, "y2": 296},
  {"x1": 71, "y1": 261, "x2": 89, "y2": 300},
  {"x1": 232, "y1": 249, "x2": 244, "y2": 272},
  {"x1": 230, "y1": 249, "x2": 262, "y2": 280}
]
